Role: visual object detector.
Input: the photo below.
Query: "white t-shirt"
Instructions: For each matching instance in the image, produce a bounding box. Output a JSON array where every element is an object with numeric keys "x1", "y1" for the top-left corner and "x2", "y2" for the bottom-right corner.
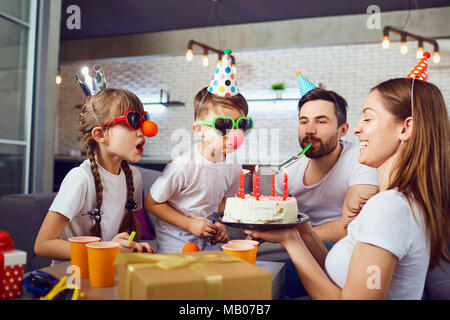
[
  {"x1": 325, "y1": 189, "x2": 430, "y2": 300},
  {"x1": 149, "y1": 144, "x2": 241, "y2": 253},
  {"x1": 275, "y1": 140, "x2": 378, "y2": 226},
  {"x1": 49, "y1": 159, "x2": 143, "y2": 242}
]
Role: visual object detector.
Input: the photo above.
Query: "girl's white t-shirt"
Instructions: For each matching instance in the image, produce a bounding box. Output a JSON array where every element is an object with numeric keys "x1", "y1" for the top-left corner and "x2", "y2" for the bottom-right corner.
[
  {"x1": 49, "y1": 159, "x2": 143, "y2": 242},
  {"x1": 325, "y1": 189, "x2": 430, "y2": 299}
]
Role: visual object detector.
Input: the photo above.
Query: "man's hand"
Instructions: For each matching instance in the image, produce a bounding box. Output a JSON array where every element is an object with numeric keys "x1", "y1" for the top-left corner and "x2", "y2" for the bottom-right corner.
[{"x1": 314, "y1": 184, "x2": 378, "y2": 242}]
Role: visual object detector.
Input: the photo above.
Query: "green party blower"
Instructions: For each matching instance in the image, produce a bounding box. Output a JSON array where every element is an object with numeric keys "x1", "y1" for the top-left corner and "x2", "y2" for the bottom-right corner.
[
  {"x1": 275, "y1": 142, "x2": 313, "y2": 173},
  {"x1": 128, "y1": 231, "x2": 136, "y2": 242}
]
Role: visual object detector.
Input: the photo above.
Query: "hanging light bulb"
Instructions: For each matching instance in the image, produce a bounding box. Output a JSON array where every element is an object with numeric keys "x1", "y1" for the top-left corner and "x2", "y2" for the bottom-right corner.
[
  {"x1": 416, "y1": 47, "x2": 424, "y2": 59},
  {"x1": 416, "y1": 39, "x2": 424, "y2": 59},
  {"x1": 400, "y1": 42, "x2": 408, "y2": 55},
  {"x1": 55, "y1": 66, "x2": 62, "y2": 85},
  {"x1": 203, "y1": 52, "x2": 209, "y2": 67},
  {"x1": 433, "y1": 51, "x2": 440, "y2": 63},
  {"x1": 186, "y1": 49, "x2": 193, "y2": 62},
  {"x1": 416, "y1": 48, "x2": 423, "y2": 59},
  {"x1": 400, "y1": 34, "x2": 408, "y2": 55},
  {"x1": 232, "y1": 64, "x2": 237, "y2": 75},
  {"x1": 382, "y1": 35, "x2": 390, "y2": 49}
]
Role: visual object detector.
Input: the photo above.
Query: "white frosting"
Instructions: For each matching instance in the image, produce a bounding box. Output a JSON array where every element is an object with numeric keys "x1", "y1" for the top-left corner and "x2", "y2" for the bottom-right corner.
[{"x1": 223, "y1": 195, "x2": 299, "y2": 224}]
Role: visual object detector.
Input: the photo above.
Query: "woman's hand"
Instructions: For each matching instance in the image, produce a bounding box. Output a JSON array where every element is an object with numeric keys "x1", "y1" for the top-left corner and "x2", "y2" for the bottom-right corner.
[
  {"x1": 295, "y1": 221, "x2": 315, "y2": 241},
  {"x1": 245, "y1": 227, "x2": 302, "y2": 247},
  {"x1": 111, "y1": 232, "x2": 156, "y2": 253}
]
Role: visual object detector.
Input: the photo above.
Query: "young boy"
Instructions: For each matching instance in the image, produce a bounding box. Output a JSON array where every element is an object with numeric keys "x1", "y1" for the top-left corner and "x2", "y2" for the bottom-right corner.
[{"x1": 145, "y1": 49, "x2": 253, "y2": 253}]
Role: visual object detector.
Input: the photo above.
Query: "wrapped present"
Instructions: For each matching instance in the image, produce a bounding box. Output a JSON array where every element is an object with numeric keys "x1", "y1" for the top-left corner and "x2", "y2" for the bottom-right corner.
[
  {"x1": 0, "y1": 231, "x2": 27, "y2": 299},
  {"x1": 115, "y1": 250, "x2": 272, "y2": 300}
]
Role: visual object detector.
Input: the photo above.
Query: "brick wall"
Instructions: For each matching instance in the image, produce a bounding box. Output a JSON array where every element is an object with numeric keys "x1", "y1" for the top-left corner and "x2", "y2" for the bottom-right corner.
[{"x1": 56, "y1": 40, "x2": 450, "y2": 164}]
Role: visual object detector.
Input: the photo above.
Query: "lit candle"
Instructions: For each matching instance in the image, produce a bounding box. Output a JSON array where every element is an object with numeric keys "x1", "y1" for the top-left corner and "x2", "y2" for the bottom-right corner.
[
  {"x1": 238, "y1": 169, "x2": 249, "y2": 198},
  {"x1": 255, "y1": 165, "x2": 260, "y2": 201},
  {"x1": 282, "y1": 169, "x2": 288, "y2": 201},
  {"x1": 252, "y1": 172, "x2": 256, "y2": 197},
  {"x1": 252, "y1": 165, "x2": 260, "y2": 200},
  {"x1": 271, "y1": 174, "x2": 275, "y2": 197}
]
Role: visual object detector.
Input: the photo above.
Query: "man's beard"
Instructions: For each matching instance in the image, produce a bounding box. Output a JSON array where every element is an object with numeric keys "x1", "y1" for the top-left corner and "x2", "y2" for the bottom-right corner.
[{"x1": 299, "y1": 133, "x2": 339, "y2": 159}]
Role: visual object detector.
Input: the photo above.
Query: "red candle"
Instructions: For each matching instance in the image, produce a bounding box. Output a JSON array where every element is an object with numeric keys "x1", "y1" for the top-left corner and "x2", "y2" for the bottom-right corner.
[
  {"x1": 271, "y1": 174, "x2": 275, "y2": 197},
  {"x1": 238, "y1": 169, "x2": 249, "y2": 198},
  {"x1": 252, "y1": 173, "x2": 256, "y2": 197},
  {"x1": 255, "y1": 174, "x2": 260, "y2": 201},
  {"x1": 282, "y1": 170, "x2": 288, "y2": 201},
  {"x1": 239, "y1": 171, "x2": 245, "y2": 198},
  {"x1": 255, "y1": 165, "x2": 260, "y2": 200}
]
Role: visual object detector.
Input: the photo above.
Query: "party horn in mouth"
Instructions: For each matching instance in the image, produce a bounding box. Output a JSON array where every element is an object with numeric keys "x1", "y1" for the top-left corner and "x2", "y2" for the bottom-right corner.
[{"x1": 274, "y1": 142, "x2": 313, "y2": 173}]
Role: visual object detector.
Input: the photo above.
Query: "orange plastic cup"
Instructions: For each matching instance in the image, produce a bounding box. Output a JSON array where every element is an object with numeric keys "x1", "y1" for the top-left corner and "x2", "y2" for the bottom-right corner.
[
  {"x1": 86, "y1": 242, "x2": 120, "y2": 287},
  {"x1": 228, "y1": 240, "x2": 259, "y2": 264},
  {"x1": 222, "y1": 243, "x2": 254, "y2": 264},
  {"x1": 68, "y1": 236, "x2": 101, "y2": 278}
]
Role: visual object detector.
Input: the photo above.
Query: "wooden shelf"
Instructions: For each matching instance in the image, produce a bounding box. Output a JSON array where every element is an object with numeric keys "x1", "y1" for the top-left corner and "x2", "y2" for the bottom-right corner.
[
  {"x1": 246, "y1": 98, "x2": 299, "y2": 102},
  {"x1": 143, "y1": 101, "x2": 185, "y2": 107}
]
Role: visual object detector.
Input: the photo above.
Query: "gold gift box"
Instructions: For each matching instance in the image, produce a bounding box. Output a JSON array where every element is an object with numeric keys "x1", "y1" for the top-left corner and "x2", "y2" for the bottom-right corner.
[{"x1": 115, "y1": 250, "x2": 272, "y2": 300}]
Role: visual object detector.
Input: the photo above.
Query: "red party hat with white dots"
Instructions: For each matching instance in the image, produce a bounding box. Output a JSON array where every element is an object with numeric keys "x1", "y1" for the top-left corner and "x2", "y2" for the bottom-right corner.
[
  {"x1": 208, "y1": 49, "x2": 238, "y2": 97},
  {"x1": 406, "y1": 52, "x2": 431, "y2": 82}
]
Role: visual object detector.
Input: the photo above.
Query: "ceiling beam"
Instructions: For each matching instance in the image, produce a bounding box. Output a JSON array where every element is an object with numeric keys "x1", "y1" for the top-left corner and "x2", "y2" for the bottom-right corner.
[{"x1": 60, "y1": 6, "x2": 450, "y2": 63}]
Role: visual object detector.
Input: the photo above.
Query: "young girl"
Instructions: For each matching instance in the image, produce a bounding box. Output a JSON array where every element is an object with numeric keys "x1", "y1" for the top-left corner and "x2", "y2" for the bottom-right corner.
[
  {"x1": 247, "y1": 76, "x2": 449, "y2": 299},
  {"x1": 35, "y1": 87, "x2": 157, "y2": 262}
]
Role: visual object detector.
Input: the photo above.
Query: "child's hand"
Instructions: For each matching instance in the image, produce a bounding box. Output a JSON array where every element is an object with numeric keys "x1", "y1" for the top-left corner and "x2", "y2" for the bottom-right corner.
[
  {"x1": 111, "y1": 232, "x2": 135, "y2": 252},
  {"x1": 212, "y1": 222, "x2": 229, "y2": 243},
  {"x1": 133, "y1": 242, "x2": 157, "y2": 253},
  {"x1": 189, "y1": 219, "x2": 219, "y2": 238},
  {"x1": 111, "y1": 232, "x2": 156, "y2": 253}
]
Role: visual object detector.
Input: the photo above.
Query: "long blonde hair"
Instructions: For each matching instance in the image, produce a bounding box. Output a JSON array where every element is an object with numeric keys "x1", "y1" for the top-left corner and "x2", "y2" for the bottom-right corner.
[
  {"x1": 79, "y1": 88, "x2": 143, "y2": 240},
  {"x1": 372, "y1": 78, "x2": 449, "y2": 272}
]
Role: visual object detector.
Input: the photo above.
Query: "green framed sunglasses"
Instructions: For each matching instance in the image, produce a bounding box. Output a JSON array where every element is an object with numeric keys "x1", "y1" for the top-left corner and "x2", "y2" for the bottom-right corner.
[{"x1": 199, "y1": 116, "x2": 254, "y2": 137}]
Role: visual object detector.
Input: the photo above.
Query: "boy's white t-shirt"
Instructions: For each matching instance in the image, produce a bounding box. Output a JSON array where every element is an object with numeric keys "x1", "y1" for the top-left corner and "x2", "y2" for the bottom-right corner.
[
  {"x1": 149, "y1": 144, "x2": 241, "y2": 253},
  {"x1": 275, "y1": 140, "x2": 378, "y2": 226},
  {"x1": 325, "y1": 189, "x2": 430, "y2": 300},
  {"x1": 49, "y1": 159, "x2": 143, "y2": 243}
]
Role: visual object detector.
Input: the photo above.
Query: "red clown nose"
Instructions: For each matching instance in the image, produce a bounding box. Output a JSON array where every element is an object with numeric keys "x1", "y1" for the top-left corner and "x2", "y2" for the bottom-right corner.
[
  {"x1": 226, "y1": 129, "x2": 245, "y2": 149},
  {"x1": 142, "y1": 120, "x2": 158, "y2": 137}
]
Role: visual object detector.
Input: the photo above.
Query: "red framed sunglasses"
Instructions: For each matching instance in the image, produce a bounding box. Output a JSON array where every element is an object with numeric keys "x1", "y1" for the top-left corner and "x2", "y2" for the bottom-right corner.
[
  {"x1": 98, "y1": 111, "x2": 158, "y2": 137},
  {"x1": 100, "y1": 111, "x2": 150, "y2": 130}
]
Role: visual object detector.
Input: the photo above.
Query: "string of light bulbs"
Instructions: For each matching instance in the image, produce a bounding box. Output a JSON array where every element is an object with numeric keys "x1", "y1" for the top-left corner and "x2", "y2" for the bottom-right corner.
[
  {"x1": 382, "y1": 25, "x2": 440, "y2": 63},
  {"x1": 185, "y1": 40, "x2": 237, "y2": 73}
]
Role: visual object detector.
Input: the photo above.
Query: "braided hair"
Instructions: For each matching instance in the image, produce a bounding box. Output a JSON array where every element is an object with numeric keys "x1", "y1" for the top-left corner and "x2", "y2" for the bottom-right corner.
[
  {"x1": 119, "y1": 160, "x2": 141, "y2": 240},
  {"x1": 79, "y1": 88, "x2": 143, "y2": 240},
  {"x1": 86, "y1": 139, "x2": 103, "y2": 238}
]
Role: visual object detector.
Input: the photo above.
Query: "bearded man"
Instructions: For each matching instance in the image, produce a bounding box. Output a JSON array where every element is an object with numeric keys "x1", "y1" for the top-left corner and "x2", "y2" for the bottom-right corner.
[{"x1": 275, "y1": 89, "x2": 379, "y2": 243}]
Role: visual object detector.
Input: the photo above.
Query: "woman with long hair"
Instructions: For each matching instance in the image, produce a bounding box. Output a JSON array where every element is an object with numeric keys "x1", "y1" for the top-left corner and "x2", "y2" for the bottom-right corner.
[{"x1": 248, "y1": 77, "x2": 449, "y2": 299}]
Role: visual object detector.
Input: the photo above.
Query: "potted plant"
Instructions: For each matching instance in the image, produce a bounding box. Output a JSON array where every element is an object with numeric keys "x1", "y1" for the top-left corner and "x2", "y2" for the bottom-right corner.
[{"x1": 271, "y1": 82, "x2": 285, "y2": 99}]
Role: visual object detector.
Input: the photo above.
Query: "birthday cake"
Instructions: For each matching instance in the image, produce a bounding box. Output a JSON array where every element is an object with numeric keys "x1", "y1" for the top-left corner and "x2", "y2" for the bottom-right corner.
[{"x1": 223, "y1": 195, "x2": 299, "y2": 224}]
